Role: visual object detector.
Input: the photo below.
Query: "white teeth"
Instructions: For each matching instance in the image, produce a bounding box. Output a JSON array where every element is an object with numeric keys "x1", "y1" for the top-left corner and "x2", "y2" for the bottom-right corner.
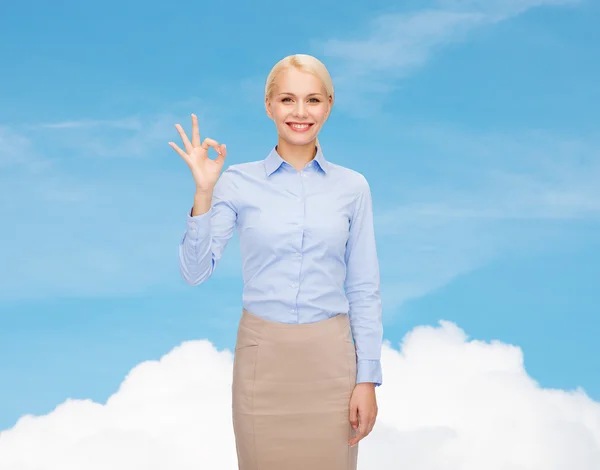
[{"x1": 290, "y1": 123, "x2": 309, "y2": 129}]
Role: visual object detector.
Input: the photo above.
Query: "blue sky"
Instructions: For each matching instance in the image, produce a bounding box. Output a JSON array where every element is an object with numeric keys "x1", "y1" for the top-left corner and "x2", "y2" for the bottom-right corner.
[{"x1": 1, "y1": 0, "x2": 599, "y2": 457}]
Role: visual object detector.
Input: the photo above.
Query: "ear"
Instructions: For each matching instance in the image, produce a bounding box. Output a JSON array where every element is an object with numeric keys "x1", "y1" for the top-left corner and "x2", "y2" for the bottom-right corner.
[
  {"x1": 325, "y1": 95, "x2": 333, "y2": 119},
  {"x1": 265, "y1": 96, "x2": 273, "y2": 119}
]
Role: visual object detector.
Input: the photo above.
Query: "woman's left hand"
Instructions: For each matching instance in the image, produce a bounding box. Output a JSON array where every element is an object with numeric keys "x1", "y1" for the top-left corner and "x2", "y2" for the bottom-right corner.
[{"x1": 348, "y1": 383, "x2": 378, "y2": 447}]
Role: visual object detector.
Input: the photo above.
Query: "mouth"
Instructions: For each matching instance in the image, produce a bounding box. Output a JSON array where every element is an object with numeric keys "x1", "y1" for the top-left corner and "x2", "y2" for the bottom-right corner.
[{"x1": 286, "y1": 122, "x2": 314, "y2": 133}]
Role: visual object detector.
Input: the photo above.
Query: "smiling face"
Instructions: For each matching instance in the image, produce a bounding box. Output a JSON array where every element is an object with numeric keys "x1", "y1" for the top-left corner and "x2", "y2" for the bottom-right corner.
[{"x1": 265, "y1": 66, "x2": 332, "y2": 148}]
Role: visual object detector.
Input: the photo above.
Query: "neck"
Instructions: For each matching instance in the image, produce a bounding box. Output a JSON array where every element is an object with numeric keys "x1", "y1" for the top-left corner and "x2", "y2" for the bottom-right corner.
[{"x1": 276, "y1": 138, "x2": 318, "y2": 171}]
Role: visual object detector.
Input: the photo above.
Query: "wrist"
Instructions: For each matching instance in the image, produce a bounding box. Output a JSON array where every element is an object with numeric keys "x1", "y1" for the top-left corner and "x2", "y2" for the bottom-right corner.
[
  {"x1": 194, "y1": 188, "x2": 213, "y2": 198},
  {"x1": 192, "y1": 191, "x2": 213, "y2": 216}
]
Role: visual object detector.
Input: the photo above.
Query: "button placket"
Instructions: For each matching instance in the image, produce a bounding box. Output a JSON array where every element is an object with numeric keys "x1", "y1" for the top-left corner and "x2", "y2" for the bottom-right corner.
[{"x1": 289, "y1": 168, "x2": 305, "y2": 324}]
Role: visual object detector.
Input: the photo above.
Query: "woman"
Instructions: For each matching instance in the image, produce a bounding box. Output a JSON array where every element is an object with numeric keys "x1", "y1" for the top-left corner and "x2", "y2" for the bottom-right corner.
[{"x1": 171, "y1": 54, "x2": 383, "y2": 470}]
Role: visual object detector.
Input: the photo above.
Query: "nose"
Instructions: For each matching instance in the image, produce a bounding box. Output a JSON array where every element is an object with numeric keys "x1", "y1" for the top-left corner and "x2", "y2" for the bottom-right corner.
[{"x1": 292, "y1": 101, "x2": 308, "y2": 118}]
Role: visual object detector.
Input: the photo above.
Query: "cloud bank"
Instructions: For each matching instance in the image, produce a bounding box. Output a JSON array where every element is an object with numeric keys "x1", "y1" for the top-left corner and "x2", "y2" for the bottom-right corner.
[{"x1": 2, "y1": 321, "x2": 599, "y2": 469}]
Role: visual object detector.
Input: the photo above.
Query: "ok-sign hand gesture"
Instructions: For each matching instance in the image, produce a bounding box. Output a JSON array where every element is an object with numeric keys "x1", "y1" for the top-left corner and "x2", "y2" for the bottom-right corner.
[{"x1": 169, "y1": 114, "x2": 227, "y2": 194}]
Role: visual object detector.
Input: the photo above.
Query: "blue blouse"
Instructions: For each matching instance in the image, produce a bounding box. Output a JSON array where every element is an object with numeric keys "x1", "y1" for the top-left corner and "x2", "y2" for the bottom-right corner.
[{"x1": 179, "y1": 145, "x2": 383, "y2": 386}]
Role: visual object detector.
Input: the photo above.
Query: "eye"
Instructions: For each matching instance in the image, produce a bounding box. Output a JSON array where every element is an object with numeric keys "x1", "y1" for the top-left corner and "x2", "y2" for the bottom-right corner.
[{"x1": 281, "y1": 97, "x2": 321, "y2": 103}]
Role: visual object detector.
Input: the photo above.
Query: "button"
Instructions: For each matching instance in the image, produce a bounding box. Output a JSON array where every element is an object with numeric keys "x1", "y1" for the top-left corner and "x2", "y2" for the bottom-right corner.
[
  {"x1": 302, "y1": 173, "x2": 308, "y2": 177},
  {"x1": 291, "y1": 283, "x2": 297, "y2": 288},
  {"x1": 191, "y1": 222, "x2": 196, "y2": 227},
  {"x1": 291, "y1": 309, "x2": 296, "y2": 313},
  {"x1": 295, "y1": 252, "x2": 301, "y2": 257}
]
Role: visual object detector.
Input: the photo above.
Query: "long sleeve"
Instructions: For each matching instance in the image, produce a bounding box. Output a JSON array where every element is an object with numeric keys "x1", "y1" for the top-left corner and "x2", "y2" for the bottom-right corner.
[
  {"x1": 344, "y1": 176, "x2": 383, "y2": 387},
  {"x1": 178, "y1": 167, "x2": 237, "y2": 286}
]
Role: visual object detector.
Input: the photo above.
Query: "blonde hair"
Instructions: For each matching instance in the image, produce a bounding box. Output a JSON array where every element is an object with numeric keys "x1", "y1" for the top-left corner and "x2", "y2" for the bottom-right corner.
[{"x1": 265, "y1": 54, "x2": 334, "y2": 149}]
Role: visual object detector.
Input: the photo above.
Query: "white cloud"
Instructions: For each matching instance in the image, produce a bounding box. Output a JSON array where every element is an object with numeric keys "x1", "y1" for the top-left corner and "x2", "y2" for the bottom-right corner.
[
  {"x1": 34, "y1": 117, "x2": 143, "y2": 130},
  {"x1": 379, "y1": 129, "x2": 600, "y2": 224},
  {"x1": 0, "y1": 156, "x2": 184, "y2": 300},
  {"x1": 0, "y1": 104, "x2": 231, "y2": 301},
  {"x1": 436, "y1": 0, "x2": 580, "y2": 17},
  {"x1": 0, "y1": 159, "x2": 242, "y2": 301},
  {"x1": 376, "y1": 127, "x2": 600, "y2": 310},
  {"x1": 1, "y1": 321, "x2": 599, "y2": 469},
  {"x1": 24, "y1": 96, "x2": 218, "y2": 159},
  {"x1": 313, "y1": 0, "x2": 578, "y2": 115},
  {"x1": 0, "y1": 126, "x2": 51, "y2": 172}
]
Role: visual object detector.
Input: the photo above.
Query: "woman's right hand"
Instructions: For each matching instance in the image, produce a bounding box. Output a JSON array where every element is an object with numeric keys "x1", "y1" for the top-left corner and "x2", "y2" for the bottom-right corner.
[{"x1": 169, "y1": 114, "x2": 227, "y2": 194}]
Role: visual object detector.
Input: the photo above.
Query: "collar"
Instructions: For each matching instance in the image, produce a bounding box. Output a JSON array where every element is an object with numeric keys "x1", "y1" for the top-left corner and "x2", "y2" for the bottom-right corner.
[{"x1": 264, "y1": 144, "x2": 329, "y2": 177}]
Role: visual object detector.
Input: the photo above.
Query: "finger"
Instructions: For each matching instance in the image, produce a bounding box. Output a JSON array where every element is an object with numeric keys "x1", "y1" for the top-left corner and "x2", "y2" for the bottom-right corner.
[
  {"x1": 168, "y1": 141, "x2": 190, "y2": 163},
  {"x1": 349, "y1": 404, "x2": 358, "y2": 430},
  {"x1": 349, "y1": 431, "x2": 364, "y2": 446},
  {"x1": 191, "y1": 113, "x2": 200, "y2": 148},
  {"x1": 357, "y1": 418, "x2": 368, "y2": 440},
  {"x1": 215, "y1": 143, "x2": 227, "y2": 166},
  {"x1": 349, "y1": 421, "x2": 367, "y2": 446},
  {"x1": 349, "y1": 412, "x2": 374, "y2": 446},
  {"x1": 201, "y1": 137, "x2": 220, "y2": 151},
  {"x1": 175, "y1": 123, "x2": 193, "y2": 153}
]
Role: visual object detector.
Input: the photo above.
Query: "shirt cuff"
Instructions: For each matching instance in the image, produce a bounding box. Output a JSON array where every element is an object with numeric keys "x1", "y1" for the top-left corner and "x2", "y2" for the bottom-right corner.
[
  {"x1": 185, "y1": 207, "x2": 212, "y2": 243},
  {"x1": 356, "y1": 359, "x2": 382, "y2": 387}
]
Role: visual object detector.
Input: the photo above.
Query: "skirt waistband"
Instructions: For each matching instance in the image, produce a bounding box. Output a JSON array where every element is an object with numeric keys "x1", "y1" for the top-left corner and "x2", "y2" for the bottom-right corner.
[{"x1": 240, "y1": 308, "x2": 351, "y2": 344}]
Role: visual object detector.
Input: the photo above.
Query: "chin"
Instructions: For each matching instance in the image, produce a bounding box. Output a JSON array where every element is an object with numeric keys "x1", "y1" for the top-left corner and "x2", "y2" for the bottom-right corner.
[{"x1": 289, "y1": 136, "x2": 315, "y2": 146}]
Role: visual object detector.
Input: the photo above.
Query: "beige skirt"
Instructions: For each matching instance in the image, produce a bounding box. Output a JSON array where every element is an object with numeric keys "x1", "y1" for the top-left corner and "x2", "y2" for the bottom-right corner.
[{"x1": 232, "y1": 308, "x2": 359, "y2": 470}]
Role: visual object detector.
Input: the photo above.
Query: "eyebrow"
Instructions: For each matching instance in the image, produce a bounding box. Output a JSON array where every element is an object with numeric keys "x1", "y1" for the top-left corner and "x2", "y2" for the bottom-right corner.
[{"x1": 277, "y1": 92, "x2": 323, "y2": 97}]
